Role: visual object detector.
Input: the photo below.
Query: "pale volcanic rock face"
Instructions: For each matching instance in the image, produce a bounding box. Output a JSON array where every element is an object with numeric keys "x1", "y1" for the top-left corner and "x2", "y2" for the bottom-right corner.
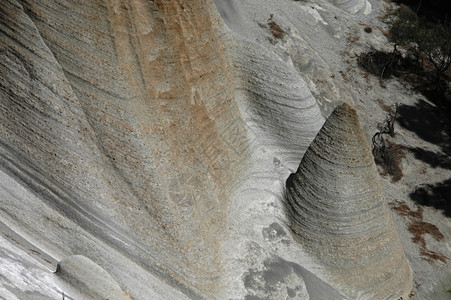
[
  {"x1": 1, "y1": 0, "x2": 323, "y2": 298},
  {"x1": 1, "y1": 0, "x2": 252, "y2": 297},
  {"x1": 327, "y1": 0, "x2": 372, "y2": 15},
  {"x1": 0, "y1": 0, "x2": 429, "y2": 299}
]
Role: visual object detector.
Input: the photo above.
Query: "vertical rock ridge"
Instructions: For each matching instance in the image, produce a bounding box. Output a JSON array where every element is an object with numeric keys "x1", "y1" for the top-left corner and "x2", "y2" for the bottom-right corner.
[
  {"x1": 285, "y1": 103, "x2": 412, "y2": 299},
  {"x1": 3, "y1": 0, "x2": 249, "y2": 296}
]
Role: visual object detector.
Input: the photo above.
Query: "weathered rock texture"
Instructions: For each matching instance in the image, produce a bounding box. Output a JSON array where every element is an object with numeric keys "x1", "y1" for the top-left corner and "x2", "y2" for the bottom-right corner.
[
  {"x1": 1, "y1": 0, "x2": 324, "y2": 298},
  {"x1": 327, "y1": 0, "x2": 372, "y2": 14},
  {"x1": 1, "y1": 0, "x2": 250, "y2": 297},
  {"x1": 56, "y1": 255, "x2": 129, "y2": 300},
  {"x1": 1, "y1": 0, "x2": 414, "y2": 298},
  {"x1": 285, "y1": 103, "x2": 413, "y2": 299}
]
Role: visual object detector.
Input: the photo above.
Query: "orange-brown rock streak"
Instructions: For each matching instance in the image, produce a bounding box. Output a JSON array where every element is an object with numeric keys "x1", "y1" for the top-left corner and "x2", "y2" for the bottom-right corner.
[{"x1": 9, "y1": 0, "x2": 248, "y2": 295}]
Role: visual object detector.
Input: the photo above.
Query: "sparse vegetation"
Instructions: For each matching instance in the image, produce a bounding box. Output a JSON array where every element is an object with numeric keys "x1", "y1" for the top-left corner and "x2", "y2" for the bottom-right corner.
[
  {"x1": 373, "y1": 137, "x2": 406, "y2": 182},
  {"x1": 375, "y1": 98, "x2": 393, "y2": 113},
  {"x1": 372, "y1": 103, "x2": 406, "y2": 182},
  {"x1": 384, "y1": 5, "x2": 419, "y2": 52},
  {"x1": 258, "y1": 14, "x2": 287, "y2": 44},
  {"x1": 267, "y1": 15, "x2": 286, "y2": 39},
  {"x1": 346, "y1": 30, "x2": 360, "y2": 44},
  {"x1": 384, "y1": 5, "x2": 451, "y2": 90},
  {"x1": 379, "y1": 102, "x2": 399, "y2": 137},
  {"x1": 390, "y1": 201, "x2": 448, "y2": 263},
  {"x1": 357, "y1": 49, "x2": 402, "y2": 81},
  {"x1": 358, "y1": 4, "x2": 450, "y2": 99}
]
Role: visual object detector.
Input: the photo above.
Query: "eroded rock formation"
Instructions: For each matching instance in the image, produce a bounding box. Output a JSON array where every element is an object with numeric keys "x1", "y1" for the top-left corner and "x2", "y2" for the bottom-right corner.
[
  {"x1": 1, "y1": 0, "x2": 325, "y2": 298},
  {"x1": 1, "y1": 0, "x2": 255, "y2": 297},
  {"x1": 285, "y1": 103, "x2": 413, "y2": 299},
  {"x1": 1, "y1": 0, "x2": 414, "y2": 298},
  {"x1": 327, "y1": 0, "x2": 372, "y2": 14}
]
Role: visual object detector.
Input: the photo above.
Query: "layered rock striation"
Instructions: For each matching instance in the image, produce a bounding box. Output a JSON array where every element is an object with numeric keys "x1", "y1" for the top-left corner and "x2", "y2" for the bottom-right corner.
[
  {"x1": 1, "y1": 0, "x2": 249, "y2": 297},
  {"x1": 55, "y1": 255, "x2": 129, "y2": 300},
  {"x1": 1, "y1": 0, "x2": 413, "y2": 298},
  {"x1": 1, "y1": 0, "x2": 324, "y2": 298},
  {"x1": 285, "y1": 103, "x2": 412, "y2": 299},
  {"x1": 327, "y1": 0, "x2": 372, "y2": 15}
]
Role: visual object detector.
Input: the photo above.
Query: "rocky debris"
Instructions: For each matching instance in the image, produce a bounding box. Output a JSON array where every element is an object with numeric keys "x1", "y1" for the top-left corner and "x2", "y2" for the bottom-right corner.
[{"x1": 285, "y1": 103, "x2": 413, "y2": 299}]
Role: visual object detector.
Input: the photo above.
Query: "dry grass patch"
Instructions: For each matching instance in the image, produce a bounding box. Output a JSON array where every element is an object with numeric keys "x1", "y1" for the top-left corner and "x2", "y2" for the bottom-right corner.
[
  {"x1": 375, "y1": 98, "x2": 393, "y2": 113},
  {"x1": 390, "y1": 201, "x2": 448, "y2": 263},
  {"x1": 267, "y1": 15, "x2": 286, "y2": 39},
  {"x1": 258, "y1": 14, "x2": 287, "y2": 44},
  {"x1": 373, "y1": 139, "x2": 406, "y2": 182}
]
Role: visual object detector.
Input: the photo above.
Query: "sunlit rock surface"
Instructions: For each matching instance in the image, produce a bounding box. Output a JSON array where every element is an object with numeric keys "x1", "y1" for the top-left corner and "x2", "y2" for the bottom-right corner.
[
  {"x1": 1, "y1": 0, "x2": 413, "y2": 299},
  {"x1": 327, "y1": 0, "x2": 372, "y2": 14},
  {"x1": 285, "y1": 104, "x2": 413, "y2": 299},
  {"x1": 55, "y1": 255, "x2": 129, "y2": 300}
]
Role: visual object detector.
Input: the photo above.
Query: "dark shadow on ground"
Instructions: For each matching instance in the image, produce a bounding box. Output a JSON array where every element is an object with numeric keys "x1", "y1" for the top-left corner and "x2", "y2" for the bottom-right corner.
[
  {"x1": 397, "y1": 100, "x2": 451, "y2": 217},
  {"x1": 393, "y1": 0, "x2": 449, "y2": 23},
  {"x1": 406, "y1": 147, "x2": 451, "y2": 170},
  {"x1": 398, "y1": 99, "x2": 446, "y2": 144},
  {"x1": 397, "y1": 99, "x2": 451, "y2": 170},
  {"x1": 410, "y1": 178, "x2": 451, "y2": 217}
]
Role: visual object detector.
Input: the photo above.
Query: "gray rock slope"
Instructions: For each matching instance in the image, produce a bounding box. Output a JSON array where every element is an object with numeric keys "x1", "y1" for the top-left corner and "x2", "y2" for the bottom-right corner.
[
  {"x1": 1, "y1": 0, "x2": 413, "y2": 299},
  {"x1": 55, "y1": 255, "x2": 129, "y2": 300},
  {"x1": 285, "y1": 104, "x2": 413, "y2": 299}
]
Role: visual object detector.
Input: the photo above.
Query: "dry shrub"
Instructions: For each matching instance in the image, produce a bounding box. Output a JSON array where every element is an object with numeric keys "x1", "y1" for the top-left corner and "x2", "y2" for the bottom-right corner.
[
  {"x1": 269, "y1": 17, "x2": 286, "y2": 40},
  {"x1": 408, "y1": 221, "x2": 444, "y2": 245},
  {"x1": 339, "y1": 67, "x2": 353, "y2": 82},
  {"x1": 390, "y1": 201, "x2": 448, "y2": 263},
  {"x1": 259, "y1": 14, "x2": 287, "y2": 44},
  {"x1": 372, "y1": 136, "x2": 406, "y2": 182},
  {"x1": 420, "y1": 249, "x2": 448, "y2": 264},
  {"x1": 390, "y1": 201, "x2": 423, "y2": 219},
  {"x1": 372, "y1": 104, "x2": 405, "y2": 182},
  {"x1": 357, "y1": 50, "x2": 401, "y2": 80},
  {"x1": 346, "y1": 32, "x2": 359, "y2": 44},
  {"x1": 361, "y1": 5, "x2": 451, "y2": 96},
  {"x1": 378, "y1": 104, "x2": 398, "y2": 137},
  {"x1": 375, "y1": 98, "x2": 393, "y2": 113}
]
